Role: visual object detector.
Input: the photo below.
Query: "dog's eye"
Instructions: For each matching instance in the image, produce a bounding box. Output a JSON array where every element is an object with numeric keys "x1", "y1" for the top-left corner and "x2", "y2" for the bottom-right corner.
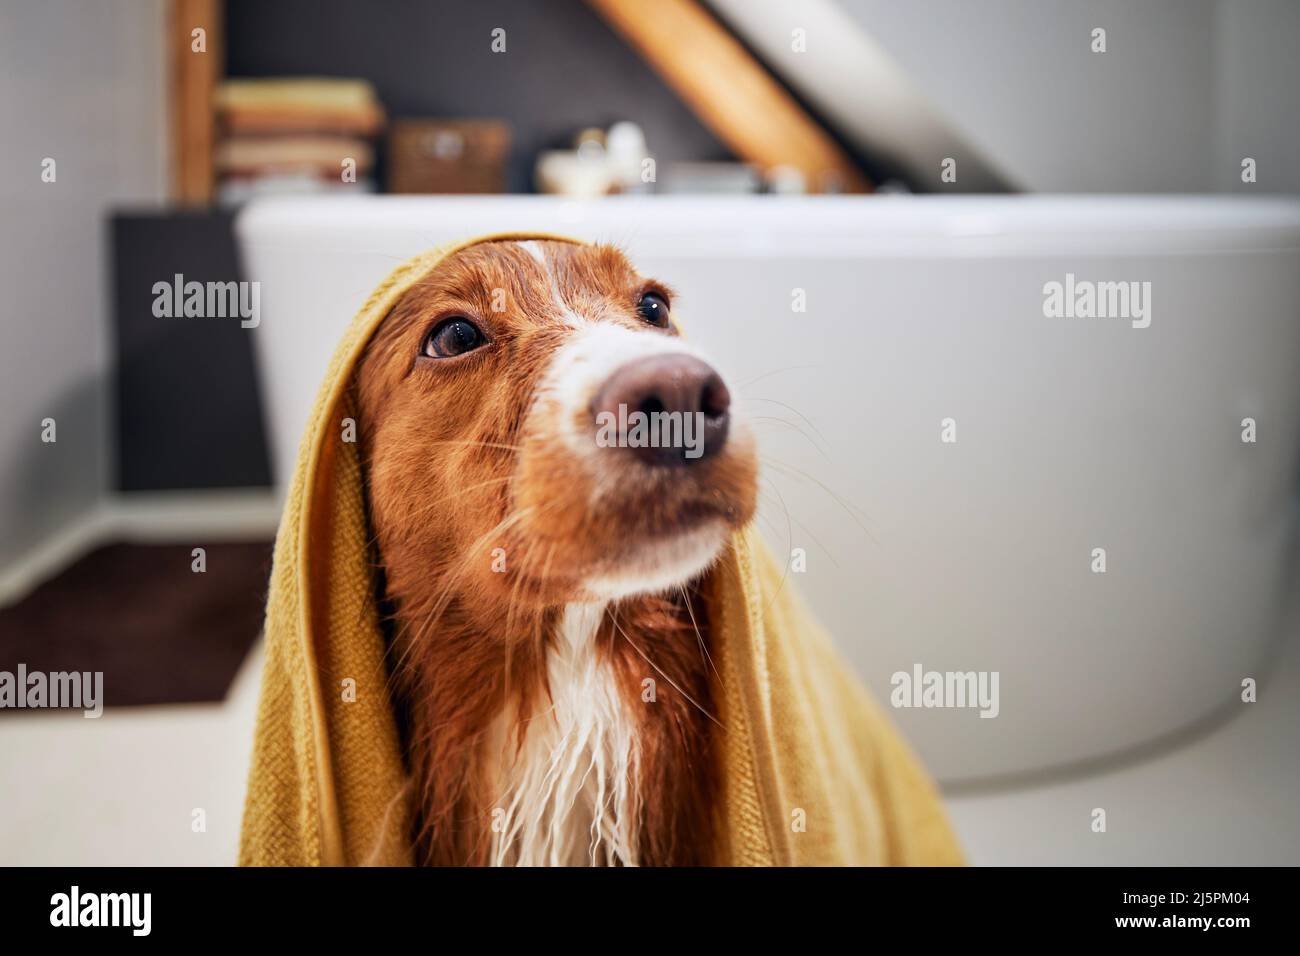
[
  {"x1": 424, "y1": 317, "x2": 485, "y2": 358},
  {"x1": 636, "y1": 291, "x2": 671, "y2": 328}
]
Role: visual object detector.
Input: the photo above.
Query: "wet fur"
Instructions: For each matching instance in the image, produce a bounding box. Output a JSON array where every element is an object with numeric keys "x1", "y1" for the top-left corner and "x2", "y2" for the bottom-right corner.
[{"x1": 355, "y1": 240, "x2": 756, "y2": 865}]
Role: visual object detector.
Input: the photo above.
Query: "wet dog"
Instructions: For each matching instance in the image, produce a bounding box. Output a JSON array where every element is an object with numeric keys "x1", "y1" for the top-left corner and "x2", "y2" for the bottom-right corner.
[{"x1": 356, "y1": 239, "x2": 757, "y2": 865}]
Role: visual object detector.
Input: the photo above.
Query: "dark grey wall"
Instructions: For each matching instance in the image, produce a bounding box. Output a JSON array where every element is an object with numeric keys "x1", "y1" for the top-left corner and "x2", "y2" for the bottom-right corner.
[
  {"x1": 225, "y1": 0, "x2": 735, "y2": 192},
  {"x1": 112, "y1": 212, "x2": 272, "y2": 491}
]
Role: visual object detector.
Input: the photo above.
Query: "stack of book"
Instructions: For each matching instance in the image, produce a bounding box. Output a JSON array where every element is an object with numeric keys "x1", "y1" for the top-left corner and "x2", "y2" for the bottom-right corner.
[{"x1": 214, "y1": 78, "x2": 385, "y2": 204}]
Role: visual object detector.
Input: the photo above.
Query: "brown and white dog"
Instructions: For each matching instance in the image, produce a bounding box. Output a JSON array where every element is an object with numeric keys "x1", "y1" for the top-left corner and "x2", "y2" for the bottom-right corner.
[{"x1": 355, "y1": 239, "x2": 758, "y2": 866}]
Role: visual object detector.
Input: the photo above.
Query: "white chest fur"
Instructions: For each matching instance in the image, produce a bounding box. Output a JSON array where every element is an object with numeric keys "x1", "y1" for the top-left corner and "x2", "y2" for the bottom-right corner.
[{"x1": 489, "y1": 602, "x2": 642, "y2": 866}]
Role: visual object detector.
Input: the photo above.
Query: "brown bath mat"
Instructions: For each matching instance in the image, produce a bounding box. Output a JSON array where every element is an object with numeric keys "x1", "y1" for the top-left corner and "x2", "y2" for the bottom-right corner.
[{"x1": 0, "y1": 540, "x2": 272, "y2": 710}]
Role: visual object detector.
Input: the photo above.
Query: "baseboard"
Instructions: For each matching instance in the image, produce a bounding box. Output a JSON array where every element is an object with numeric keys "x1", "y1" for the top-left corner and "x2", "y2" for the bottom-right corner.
[{"x1": 0, "y1": 488, "x2": 280, "y2": 606}]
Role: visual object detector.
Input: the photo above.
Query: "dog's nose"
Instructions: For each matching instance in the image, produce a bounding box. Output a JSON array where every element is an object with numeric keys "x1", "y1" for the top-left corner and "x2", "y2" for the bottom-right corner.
[{"x1": 590, "y1": 353, "x2": 731, "y2": 465}]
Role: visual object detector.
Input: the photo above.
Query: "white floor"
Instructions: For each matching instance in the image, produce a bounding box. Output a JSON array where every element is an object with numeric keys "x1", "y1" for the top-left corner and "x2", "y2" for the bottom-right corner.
[
  {"x1": 2, "y1": 622, "x2": 1295, "y2": 866},
  {"x1": 1, "y1": 496, "x2": 1297, "y2": 865},
  {"x1": 0, "y1": 494, "x2": 277, "y2": 866},
  {"x1": 945, "y1": 620, "x2": 1300, "y2": 865},
  {"x1": 0, "y1": 644, "x2": 263, "y2": 866}
]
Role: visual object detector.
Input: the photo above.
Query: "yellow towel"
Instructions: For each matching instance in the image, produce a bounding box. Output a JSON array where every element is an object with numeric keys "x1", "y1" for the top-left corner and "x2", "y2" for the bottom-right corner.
[{"x1": 239, "y1": 234, "x2": 964, "y2": 866}]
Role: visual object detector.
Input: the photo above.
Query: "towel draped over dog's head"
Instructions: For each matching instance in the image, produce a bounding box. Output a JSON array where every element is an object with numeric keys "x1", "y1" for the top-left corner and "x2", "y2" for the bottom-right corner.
[{"x1": 238, "y1": 233, "x2": 963, "y2": 866}]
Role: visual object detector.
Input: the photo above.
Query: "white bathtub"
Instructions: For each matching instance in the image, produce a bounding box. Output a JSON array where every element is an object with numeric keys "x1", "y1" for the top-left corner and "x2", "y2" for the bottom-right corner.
[{"x1": 237, "y1": 195, "x2": 1300, "y2": 784}]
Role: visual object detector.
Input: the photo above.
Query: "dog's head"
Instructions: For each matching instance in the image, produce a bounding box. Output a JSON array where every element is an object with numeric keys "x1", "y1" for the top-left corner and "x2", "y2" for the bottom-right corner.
[{"x1": 356, "y1": 239, "x2": 757, "y2": 620}]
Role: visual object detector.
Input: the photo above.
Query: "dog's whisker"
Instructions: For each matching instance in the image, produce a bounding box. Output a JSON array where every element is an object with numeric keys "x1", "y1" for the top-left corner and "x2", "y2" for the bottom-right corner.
[
  {"x1": 388, "y1": 506, "x2": 540, "y2": 680},
  {"x1": 609, "y1": 608, "x2": 725, "y2": 731},
  {"x1": 736, "y1": 364, "x2": 819, "y2": 390},
  {"x1": 760, "y1": 454, "x2": 877, "y2": 543},
  {"x1": 758, "y1": 477, "x2": 841, "y2": 572},
  {"x1": 678, "y1": 584, "x2": 720, "y2": 684},
  {"x1": 420, "y1": 439, "x2": 524, "y2": 453},
  {"x1": 747, "y1": 416, "x2": 833, "y2": 463},
  {"x1": 740, "y1": 395, "x2": 829, "y2": 446},
  {"x1": 457, "y1": 474, "x2": 515, "y2": 496}
]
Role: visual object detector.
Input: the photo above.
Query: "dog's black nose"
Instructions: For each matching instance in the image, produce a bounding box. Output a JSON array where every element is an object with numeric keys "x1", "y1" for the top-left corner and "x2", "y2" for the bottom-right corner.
[{"x1": 590, "y1": 354, "x2": 731, "y2": 465}]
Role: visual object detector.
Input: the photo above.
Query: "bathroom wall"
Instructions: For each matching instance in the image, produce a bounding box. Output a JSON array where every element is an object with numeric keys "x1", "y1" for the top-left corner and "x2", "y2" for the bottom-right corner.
[
  {"x1": 833, "y1": 0, "x2": 1217, "y2": 192},
  {"x1": 0, "y1": 0, "x2": 168, "y2": 571},
  {"x1": 1215, "y1": 0, "x2": 1300, "y2": 194},
  {"x1": 715, "y1": 0, "x2": 1300, "y2": 195}
]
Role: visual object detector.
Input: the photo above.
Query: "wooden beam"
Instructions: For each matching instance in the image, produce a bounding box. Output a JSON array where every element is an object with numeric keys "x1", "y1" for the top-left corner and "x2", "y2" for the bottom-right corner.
[
  {"x1": 169, "y1": 0, "x2": 222, "y2": 205},
  {"x1": 585, "y1": 0, "x2": 870, "y2": 192}
]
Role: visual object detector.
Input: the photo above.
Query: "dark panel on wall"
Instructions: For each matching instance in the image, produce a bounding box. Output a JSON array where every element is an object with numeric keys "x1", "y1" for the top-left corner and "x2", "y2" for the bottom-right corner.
[
  {"x1": 111, "y1": 212, "x2": 273, "y2": 491},
  {"x1": 224, "y1": 0, "x2": 734, "y2": 192}
]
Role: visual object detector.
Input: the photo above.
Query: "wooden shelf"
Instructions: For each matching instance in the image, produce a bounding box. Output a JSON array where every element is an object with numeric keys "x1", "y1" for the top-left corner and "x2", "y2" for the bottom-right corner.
[{"x1": 169, "y1": 0, "x2": 223, "y2": 205}]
